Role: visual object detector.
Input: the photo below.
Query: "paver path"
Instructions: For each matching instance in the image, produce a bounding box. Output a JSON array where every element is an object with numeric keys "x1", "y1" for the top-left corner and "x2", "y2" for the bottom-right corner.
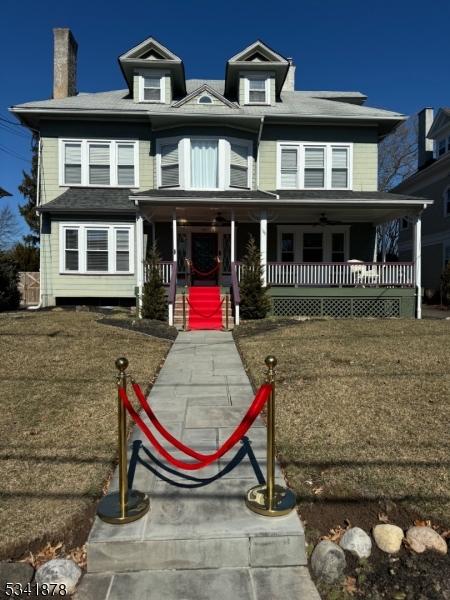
[{"x1": 76, "y1": 331, "x2": 320, "y2": 600}]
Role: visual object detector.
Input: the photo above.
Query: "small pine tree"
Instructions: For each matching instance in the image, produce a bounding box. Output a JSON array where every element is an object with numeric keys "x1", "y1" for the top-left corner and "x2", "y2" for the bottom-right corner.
[
  {"x1": 0, "y1": 253, "x2": 21, "y2": 311},
  {"x1": 239, "y1": 235, "x2": 271, "y2": 319},
  {"x1": 18, "y1": 135, "x2": 40, "y2": 247},
  {"x1": 141, "y1": 243, "x2": 167, "y2": 320}
]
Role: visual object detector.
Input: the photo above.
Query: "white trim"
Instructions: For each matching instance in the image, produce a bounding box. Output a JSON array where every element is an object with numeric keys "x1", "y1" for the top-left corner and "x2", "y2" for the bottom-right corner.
[
  {"x1": 413, "y1": 215, "x2": 422, "y2": 319},
  {"x1": 156, "y1": 135, "x2": 253, "y2": 191},
  {"x1": 276, "y1": 142, "x2": 353, "y2": 190},
  {"x1": 260, "y1": 211, "x2": 267, "y2": 286},
  {"x1": 244, "y1": 73, "x2": 271, "y2": 105},
  {"x1": 59, "y1": 139, "x2": 139, "y2": 188},
  {"x1": 276, "y1": 224, "x2": 350, "y2": 262},
  {"x1": 59, "y1": 223, "x2": 134, "y2": 275},
  {"x1": 136, "y1": 215, "x2": 144, "y2": 317},
  {"x1": 137, "y1": 70, "x2": 166, "y2": 104}
]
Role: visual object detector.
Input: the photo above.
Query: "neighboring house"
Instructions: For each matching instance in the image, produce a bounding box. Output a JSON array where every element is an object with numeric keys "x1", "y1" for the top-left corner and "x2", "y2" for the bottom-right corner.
[
  {"x1": 396, "y1": 108, "x2": 450, "y2": 301},
  {"x1": 11, "y1": 29, "x2": 430, "y2": 323}
]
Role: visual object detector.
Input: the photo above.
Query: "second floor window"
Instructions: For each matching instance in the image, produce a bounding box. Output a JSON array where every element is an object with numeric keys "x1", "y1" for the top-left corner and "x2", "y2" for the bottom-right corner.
[
  {"x1": 278, "y1": 143, "x2": 352, "y2": 190},
  {"x1": 60, "y1": 140, "x2": 138, "y2": 187},
  {"x1": 157, "y1": 137, "x2": 252, "y2": 190}
]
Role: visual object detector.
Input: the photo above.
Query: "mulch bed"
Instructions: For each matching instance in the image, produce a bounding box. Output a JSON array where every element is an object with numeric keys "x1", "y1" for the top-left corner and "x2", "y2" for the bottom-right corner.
[{"x1": 100, "y1": 316, "x2": 178, "y2": 340}]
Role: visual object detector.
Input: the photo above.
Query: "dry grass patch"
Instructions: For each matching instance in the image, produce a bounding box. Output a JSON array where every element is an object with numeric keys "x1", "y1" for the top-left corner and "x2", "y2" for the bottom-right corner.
[
  {"x1": 235, "y1": 319, "x2": 450, "y2": 532},
  {"x1": 0, "y1": 309, "x2": 171, "y2": 560}
]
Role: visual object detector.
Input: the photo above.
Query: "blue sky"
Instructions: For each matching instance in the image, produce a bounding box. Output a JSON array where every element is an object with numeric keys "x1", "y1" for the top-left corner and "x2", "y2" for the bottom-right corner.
[{"x1": 1, "y1": 0, "x2": 449, "y2": 239}]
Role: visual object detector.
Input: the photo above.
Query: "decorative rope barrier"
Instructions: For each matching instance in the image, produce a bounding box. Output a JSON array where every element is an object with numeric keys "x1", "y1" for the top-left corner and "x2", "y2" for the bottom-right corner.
[
  {"x1": 97, "y1": 355, "x2": 297, "y2": 525},
  {"x1": 119, "y1": 382, "x2": 271, "y2": 470},
  {"x1": 186, "y1": 297, "x2": 224, "y2": 320},
  {"x1": 186, "y1": 257, "x2": 220, "y2": 277}
]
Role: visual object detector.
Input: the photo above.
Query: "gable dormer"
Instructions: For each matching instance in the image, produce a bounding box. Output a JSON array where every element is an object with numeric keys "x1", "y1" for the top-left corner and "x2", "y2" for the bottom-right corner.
[
  {"x1": 172, "y1": 83, "x2": 237, "y2": 109},
  {"x1": 224, "y1": 40, "x2": 289, "y2": 105},
  {"x1": 427, "y1": 108, "x2": 450, "y2": 159},
  {"x1": 119, "y1": 37, "x2": 186, "y2": 104}
]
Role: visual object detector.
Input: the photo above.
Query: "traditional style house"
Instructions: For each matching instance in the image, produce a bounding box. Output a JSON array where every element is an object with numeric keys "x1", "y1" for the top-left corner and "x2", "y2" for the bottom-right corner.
[
  {"x1": 11, "y1": 30, "x2": 430, "y2": 325},
  {"x1": 396, "y1": 108, "x2": 450, "y2": 302}
]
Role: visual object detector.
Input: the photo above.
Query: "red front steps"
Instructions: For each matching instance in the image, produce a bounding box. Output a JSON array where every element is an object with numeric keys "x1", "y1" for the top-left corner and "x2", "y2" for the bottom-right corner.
[
  {"x1": 173, "y1": 288, "x2": 234, "y2": 330},
  {"x1": 188, "y1": 287, "x2": 223, "y2": 330}
]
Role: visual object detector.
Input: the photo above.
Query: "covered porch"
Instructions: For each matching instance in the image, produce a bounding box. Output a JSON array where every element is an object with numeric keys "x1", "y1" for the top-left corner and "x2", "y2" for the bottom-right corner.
[{"x1": 133, "y1": 191, "x2": 429, "y2": 323}]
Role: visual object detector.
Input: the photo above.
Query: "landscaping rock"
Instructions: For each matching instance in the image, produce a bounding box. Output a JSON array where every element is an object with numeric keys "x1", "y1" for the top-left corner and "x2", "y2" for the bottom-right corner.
[
  {"x1": 35, "y1": 559, "x2": 81, "y2": 595},
  {"x1": 311, "y1": 540, "x2": 346, "y2": 583},
  {"x1": 406, "y1": 526, "x2": 448, "y2": 555},
  {"x1": 0, "y1": 561, "x2": 34, "y2": 590},
  {"x1": 373, "y1": 524, "x2": 404, "y2": 554},
  {"x1": 340, "y1": 527, "x2": 372, "y2": 559}
]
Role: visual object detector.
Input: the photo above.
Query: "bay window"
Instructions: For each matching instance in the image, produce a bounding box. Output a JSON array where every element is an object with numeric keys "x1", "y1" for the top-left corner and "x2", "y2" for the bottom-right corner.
[
  {"x1": 278, "y1": 143, "x2": 352, "y2": 189},
  {"x1": 60, "y1": 140, "x2": 138, "y2": 187},
  {"x1": 157, "y1": 136, "x2": 252, "y2": 190},
  {"x1": 60, "y1": 224, "x2": 133, "y2": 274}
]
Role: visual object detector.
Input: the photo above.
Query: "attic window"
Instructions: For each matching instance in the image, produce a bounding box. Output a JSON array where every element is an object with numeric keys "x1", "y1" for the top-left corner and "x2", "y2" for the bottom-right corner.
[
  {"x1": 198, "y1": 95, "x2": 213, "y2": 104},
  {"x1": 245, "y1": 75, "x2": 269, "y2": 104},
  {"x1": 141, "y1": 74, "x2": 164, "y2": 102}
]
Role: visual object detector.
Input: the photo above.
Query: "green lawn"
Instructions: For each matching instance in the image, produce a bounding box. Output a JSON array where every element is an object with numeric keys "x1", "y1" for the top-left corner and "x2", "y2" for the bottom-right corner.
[
  {"x1": 0, "y1": 310, "x2": 171, "y2": 560},
  {"x1": 235, "y1": 318, "x2": 450, "y2": 537}
]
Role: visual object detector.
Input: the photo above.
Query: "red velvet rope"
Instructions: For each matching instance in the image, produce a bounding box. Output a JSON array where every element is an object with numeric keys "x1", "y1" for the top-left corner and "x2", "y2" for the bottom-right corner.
[
  {"x1": 189, "y1": 259, "x2": 220, "y2": 277},
  {"x1": 119, "y1": 383, "x2": 271, "y2": 470},
  {"x1": 186, "y1": 297, "x2": 224, "y2": 319}
]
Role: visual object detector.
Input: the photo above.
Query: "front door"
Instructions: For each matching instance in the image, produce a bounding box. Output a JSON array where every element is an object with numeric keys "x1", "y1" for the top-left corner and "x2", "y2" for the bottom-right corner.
[{"x1": 191, "y1": 233, "x2": 218, "y2": 285}]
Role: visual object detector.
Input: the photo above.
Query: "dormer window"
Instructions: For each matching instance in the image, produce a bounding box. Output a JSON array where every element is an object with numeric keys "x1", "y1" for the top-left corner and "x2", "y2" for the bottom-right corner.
[
  {"x1": 139, "y1": 73, "x2": 165, "y2": 102},
  {"x1": 198, "y1": 94, "x2": 213, "y2": 104},
  {"x1": 245, "y1": 74, "x2": 269, "y2": 105}
]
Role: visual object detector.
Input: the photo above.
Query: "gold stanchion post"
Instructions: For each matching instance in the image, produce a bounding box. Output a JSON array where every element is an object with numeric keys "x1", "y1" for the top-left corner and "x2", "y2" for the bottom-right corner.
[
  {"x1": 97, "y1": 357, "x2": 150, "y2": 524},
  {"x1": 246, "y1": 356, "x2": 296, "y2": 517}
]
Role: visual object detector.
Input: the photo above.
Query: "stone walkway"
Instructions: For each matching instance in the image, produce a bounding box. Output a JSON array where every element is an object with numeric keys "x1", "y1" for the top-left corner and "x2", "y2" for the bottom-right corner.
[{"x1": 76, "y1": 331, "x2": 319, "y2": 600}]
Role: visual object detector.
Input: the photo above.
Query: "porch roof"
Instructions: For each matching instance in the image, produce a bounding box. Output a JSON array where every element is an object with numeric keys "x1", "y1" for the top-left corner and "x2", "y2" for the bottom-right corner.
[
  {"x1": 38, "y1": 188, "x2": 136, "y2": 214},
  {"x1": 134, "y1": 189, "x2": 431, "y2": 224}
]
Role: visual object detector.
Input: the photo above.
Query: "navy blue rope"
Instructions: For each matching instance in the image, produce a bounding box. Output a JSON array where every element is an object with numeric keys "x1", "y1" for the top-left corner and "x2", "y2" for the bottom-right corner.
[{"x1": 128, "y1": 436, "x2": 265, "y2": 489}]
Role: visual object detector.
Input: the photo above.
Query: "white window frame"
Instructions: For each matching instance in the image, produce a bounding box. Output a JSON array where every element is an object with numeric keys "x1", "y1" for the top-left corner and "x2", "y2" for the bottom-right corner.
[
  {"x1": 138, "y1": 71, "x2": 165, "y2": 103},
  {"x1": 59, "y1": 139, "x2": 139, "y2": 188},
  {"x1": 277, "y1": 225, "x2": 350, "y2": 262},
  {"x1": 156, "y1": 136, "x2": 253, "y2": 191},
  {"x1": 443, "y1": 186, "x2": 450, "y2": 218},
  {"x1": 59, "y1": 223, "x2": 134, "y2": 275},
  {"x1": 276, "y1": 142, "x2": 353, "y2": 190},
  {"x1": 244, "y1": 74, "x2": 270, "y2": 105}
]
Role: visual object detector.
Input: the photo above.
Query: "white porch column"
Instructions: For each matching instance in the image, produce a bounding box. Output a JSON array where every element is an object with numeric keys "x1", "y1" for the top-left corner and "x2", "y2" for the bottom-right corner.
[
  {"x1": 373, "y1": 227, "x2": 378, "y2": 262},
  {"x1": 231, "y1": 210, "x2": 235, "y2": 263},
  {"x1": 260, "y1": 211, "x2": 267, "y2": 287},
  {"x1": 136, "y1": 214, "x2": 144, "y2": 318},
  {"x1": 413, "y1": 214, "x2": 422, "y2": 319},
  {"x1": 172, "y1": 212, "x2": 177, "y2": 262}
]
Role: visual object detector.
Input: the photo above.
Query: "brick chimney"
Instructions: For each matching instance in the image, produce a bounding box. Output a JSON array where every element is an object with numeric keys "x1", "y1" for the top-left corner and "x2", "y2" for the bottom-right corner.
[
  {"x1": 53, "y1": 28, "x2": 78, "y2": 99},
  {"x1": 417, "y1": 107, "x2": 434, "y2": 170},
  {"x1": 282, "y1": 58, "x2": 296, "y2": 92}
]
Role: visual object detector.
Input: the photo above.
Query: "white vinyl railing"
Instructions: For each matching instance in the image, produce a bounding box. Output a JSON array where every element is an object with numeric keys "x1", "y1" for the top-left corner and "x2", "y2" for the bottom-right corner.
[
  {"x1": 237, "y1": 262, "x2": 415, "y2": 287},
  {"x1": 155, "y1": 262, "x2": 173, "y2": 285}
]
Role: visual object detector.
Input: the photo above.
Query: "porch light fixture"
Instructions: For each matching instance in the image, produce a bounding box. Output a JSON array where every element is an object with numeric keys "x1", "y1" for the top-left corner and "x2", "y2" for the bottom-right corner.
[{"x1": 212, "y1": 212, "x2": 229, "y2": 225}]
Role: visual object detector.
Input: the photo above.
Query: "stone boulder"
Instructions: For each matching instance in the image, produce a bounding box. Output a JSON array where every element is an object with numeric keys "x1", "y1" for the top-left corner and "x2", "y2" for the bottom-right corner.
[
  {"x1": 311, "y1": 540, "x2": 346, "y2": 583},
  {"x1": 340, "y1": 527, "x2": 372, "y2": 559},
  {"x1": 35, "y1": 559, "x2": 81, "y2": 595},
  {"x1": 373, "y1": 524, "x2": 404, "y2": 554},
  {"x1": 406, "y1": 526, "x2": 448, "y2": 555}
]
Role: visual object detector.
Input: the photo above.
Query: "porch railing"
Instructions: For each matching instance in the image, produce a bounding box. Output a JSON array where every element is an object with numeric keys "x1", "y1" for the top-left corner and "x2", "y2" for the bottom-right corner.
[
  {"x1": 236, "y1": 262, "x2": 415, "y2": 287},
  {"x1": 155, "y1": 261, "x2": 173, "y2": 285},
  {"x1": 265, "y1": 262, "x2": 415, "y2": 287}
]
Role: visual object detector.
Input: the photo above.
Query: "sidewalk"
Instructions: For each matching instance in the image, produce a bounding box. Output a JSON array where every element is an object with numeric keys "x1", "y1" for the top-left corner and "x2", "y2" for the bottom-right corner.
[{"x1": 76, "y1": 331, "x2": 319, "y2": 600}]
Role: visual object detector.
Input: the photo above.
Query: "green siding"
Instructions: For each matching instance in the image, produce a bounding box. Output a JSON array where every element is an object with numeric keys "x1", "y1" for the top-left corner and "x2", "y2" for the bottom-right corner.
[
  {"x1": 41, "y1": 214, "x2": 136, "y2": 306},
  {"x1": 39, "y1": 120, "x2": 153, "y2": 204},
  {"x1": 258, "y1": 125, "x2": 378, "y2": 191}
]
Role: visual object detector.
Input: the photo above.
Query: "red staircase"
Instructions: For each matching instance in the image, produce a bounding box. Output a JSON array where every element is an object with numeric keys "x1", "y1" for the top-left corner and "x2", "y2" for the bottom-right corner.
[{"x1": 187, "y1": 287, "x2": 223, "y2": 330}]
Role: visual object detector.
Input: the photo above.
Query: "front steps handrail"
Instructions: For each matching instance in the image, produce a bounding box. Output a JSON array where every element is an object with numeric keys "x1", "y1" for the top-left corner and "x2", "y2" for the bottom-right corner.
[{"x1": 231, "y1": 262, "x2": 240, "y2": 326}]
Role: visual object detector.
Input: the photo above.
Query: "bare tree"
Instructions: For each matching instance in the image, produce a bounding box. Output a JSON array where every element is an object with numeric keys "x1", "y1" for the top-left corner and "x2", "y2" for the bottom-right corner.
[
  {"x1": 377, "y1": 116, "x2": 418, "y2": 260},
  {"x1": 0, "y1": 188, "x2": 19, "y2": 251}
]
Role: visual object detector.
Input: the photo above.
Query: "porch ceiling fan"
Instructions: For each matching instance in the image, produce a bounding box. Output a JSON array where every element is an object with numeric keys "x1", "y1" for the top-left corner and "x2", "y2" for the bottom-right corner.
[
  {"x1": 212, "y1": 211, "x2": 230, "y2": 225},
  {"x1": 310, "y1": 213, "x2": 344, "y2": 226}
]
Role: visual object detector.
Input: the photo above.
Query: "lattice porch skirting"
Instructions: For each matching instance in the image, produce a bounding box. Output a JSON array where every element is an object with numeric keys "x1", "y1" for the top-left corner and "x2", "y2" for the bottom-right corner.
[{"x1": 271, "y1": 296, "x2": 407, "y2": 318}]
